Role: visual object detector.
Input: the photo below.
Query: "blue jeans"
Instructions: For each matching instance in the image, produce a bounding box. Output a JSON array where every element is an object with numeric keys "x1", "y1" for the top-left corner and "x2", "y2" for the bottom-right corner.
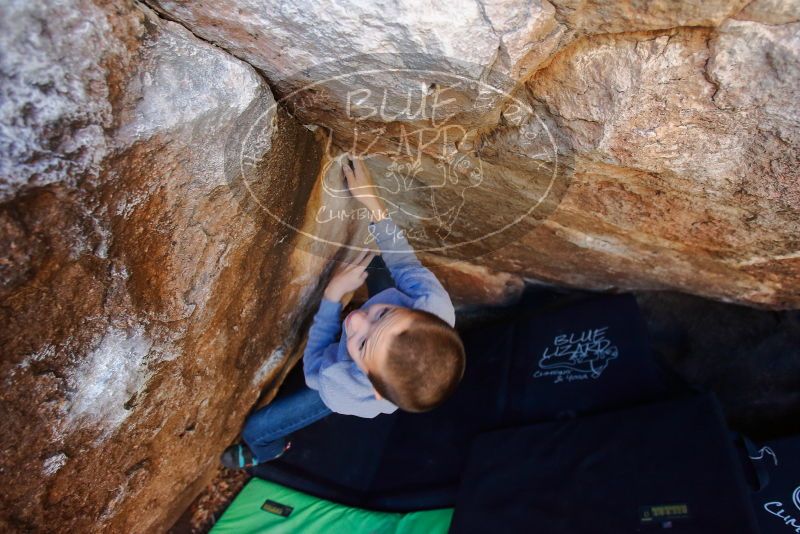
[
  {"x1": 242, "y1": 385, "x2": 331, "y2": 461},
  {"x1": 242, "y1": 255, "x2": 395, "y2": 463}
]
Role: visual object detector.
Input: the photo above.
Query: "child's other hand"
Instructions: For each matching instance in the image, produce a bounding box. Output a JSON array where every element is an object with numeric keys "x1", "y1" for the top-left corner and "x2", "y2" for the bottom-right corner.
[
  {"x1": 324, "y1": 249, "x2": 375, "y2": 303},
  {"x1": 341, "y1": 155, "x2": 387, "y2": 221}
]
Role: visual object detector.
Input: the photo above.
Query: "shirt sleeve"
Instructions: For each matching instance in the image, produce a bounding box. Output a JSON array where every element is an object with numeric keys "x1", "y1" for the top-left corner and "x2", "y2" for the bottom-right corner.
[
  {"x1": 302, "y1": 298, "x2": 343, "y2": 390},
  {"x1": 369, "y1": 217, "x2": 456, "y2": 327}
]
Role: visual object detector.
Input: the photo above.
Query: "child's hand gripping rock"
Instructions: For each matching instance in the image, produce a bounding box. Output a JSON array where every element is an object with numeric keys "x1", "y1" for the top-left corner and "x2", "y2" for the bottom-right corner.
[
  {"x1": 341, "y1": 155, "x2": 388, "y2": 222},
  {"x1": 324, "y1": 248, "x2": 375, "y2": 303}
]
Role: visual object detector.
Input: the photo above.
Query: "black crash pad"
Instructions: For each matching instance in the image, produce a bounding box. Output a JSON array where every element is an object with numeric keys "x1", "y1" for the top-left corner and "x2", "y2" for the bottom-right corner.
[
  {"x1": 749, "y1": 434, "x2": 800, "y2": 534},
  {"x1": 253, "y1": 293, "x2": 674, "y2": 511},
  {"x1": 451, "y1": 394, "x2": 760, "y2": 534}
]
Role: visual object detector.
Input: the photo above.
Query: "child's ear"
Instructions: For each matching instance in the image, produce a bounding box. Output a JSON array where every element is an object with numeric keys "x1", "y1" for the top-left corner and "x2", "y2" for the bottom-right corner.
[{"x1": 373, "y1": 389, "x2": 383, "y2": 401}]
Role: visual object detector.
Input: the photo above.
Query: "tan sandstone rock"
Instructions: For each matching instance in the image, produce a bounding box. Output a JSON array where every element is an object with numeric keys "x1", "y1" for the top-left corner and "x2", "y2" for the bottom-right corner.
[
  {"x1": 148, "y1": 0, "x2": 800, "y2": 308},
  {"x1": 0, "y1": 1, "x2": 324, "y2": 532}
]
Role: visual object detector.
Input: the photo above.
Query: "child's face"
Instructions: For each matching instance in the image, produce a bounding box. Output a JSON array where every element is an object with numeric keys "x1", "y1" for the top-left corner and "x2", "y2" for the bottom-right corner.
[{"x1": 344, "y1": 303, "x2": 415, "y2": 389}]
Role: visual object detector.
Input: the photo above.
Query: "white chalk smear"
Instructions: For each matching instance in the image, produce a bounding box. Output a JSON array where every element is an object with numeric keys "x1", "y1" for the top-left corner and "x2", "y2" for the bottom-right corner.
[
  {"x1": 42, "y1": 452, "x2": 67, "y2": 476},
  {"x1": 64, "y1": 326, "x2": 153, "y2": 442}
]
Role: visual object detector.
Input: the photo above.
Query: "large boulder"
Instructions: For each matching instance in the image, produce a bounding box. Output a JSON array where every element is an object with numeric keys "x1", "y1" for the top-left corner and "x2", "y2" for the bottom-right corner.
[
  {"x1": 0, "y1": 1, "x2": 324, "y2": 532},
  {"x1": 147, "y1": 0, "x2": 800, "y2": 308}
]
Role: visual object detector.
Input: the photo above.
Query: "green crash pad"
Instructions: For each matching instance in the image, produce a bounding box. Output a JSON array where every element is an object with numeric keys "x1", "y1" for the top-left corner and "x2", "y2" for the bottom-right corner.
[{"x1": 211, "y1": 478, "x2": 453, "y2": 534}]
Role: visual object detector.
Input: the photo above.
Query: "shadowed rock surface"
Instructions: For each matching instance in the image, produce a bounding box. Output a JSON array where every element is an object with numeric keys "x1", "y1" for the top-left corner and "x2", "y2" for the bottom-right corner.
[
  {"x1": 638, "y1": 291, "x2": 800, "y2": 440},
  {"x1": 1, "y1": 0, "x2": 798, "y2": 532}
]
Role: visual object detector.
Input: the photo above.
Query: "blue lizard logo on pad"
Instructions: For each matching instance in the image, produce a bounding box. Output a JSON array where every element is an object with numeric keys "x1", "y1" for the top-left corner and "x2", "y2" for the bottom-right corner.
[{"x1": 534, "y1": 326, "x2": 619, "y2": 384}]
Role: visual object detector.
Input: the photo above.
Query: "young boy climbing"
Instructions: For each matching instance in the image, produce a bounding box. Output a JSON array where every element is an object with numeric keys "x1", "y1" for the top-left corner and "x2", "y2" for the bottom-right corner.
[{"x1": 221, "y1": 155, "x2": 466, "y2": 469}]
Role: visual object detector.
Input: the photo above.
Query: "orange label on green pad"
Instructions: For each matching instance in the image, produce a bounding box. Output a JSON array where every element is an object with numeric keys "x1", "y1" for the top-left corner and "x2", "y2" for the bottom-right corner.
[{"x1": 261, "y1": 499, "x2": 293, "y2": 517}]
